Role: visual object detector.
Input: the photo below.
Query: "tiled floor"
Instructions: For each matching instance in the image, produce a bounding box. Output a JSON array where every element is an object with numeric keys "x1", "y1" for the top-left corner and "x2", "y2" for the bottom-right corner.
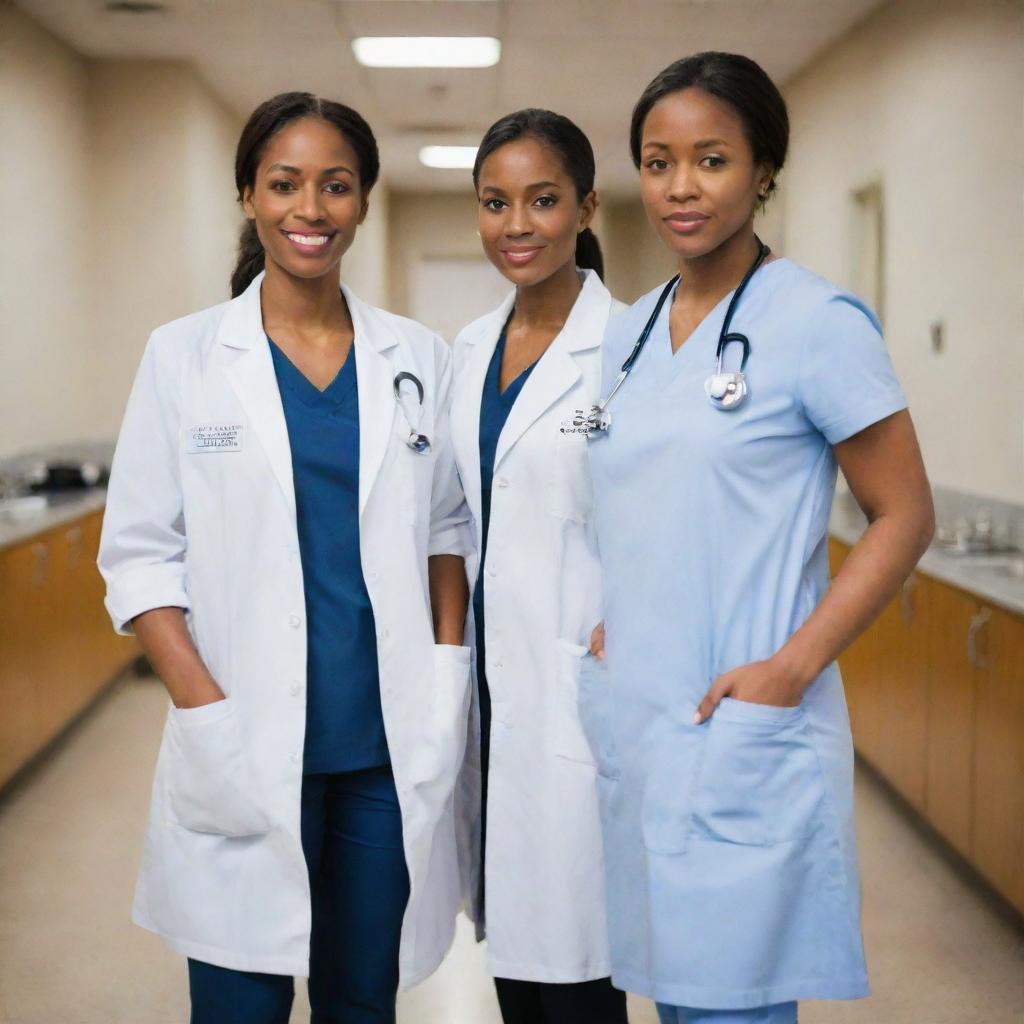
[{"x1": 0, "y1": 675, "x2": 1021, "y2": 1024}]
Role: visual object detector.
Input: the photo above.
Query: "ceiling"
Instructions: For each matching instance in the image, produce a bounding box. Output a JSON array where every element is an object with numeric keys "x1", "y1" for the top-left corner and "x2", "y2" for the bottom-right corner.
[{"x1": 15, "y1": 0, "x2": 887, "y2": 194}]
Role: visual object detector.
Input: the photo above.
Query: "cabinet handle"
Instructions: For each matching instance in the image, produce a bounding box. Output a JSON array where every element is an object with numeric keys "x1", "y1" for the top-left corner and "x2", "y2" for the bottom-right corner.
[
  {"x1": 65, "y1": 525, "x2": 84, "y2": 569},
  {"x1": 31, "y1": 542, "x2": 49, "y2": 586},
  {"x1": 900, "y1": 574, "x2": 916, "y2": 625},
  {"x1": 967, "y1": 608, "x2": 992, "y2": 669}
]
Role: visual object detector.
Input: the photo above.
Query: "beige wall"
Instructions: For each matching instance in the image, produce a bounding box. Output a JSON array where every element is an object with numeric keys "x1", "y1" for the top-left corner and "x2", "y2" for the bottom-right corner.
[
  {"x1": 0, "y1": 4, "x2": 242, "y2": 457},
  {"x1": 0, "y1": 3, "x2": 96, "y2": 454},
  {"x1": 781, "y1": 0, "x2": 1024, "y2": 504}
]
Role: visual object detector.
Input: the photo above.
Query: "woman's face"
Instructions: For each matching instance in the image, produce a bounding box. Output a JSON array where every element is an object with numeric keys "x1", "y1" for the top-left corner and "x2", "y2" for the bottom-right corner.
[
  {"x1": 638, "y1": 87, "x2": 772, "y2": 261},
  {"x1": 241, "y1": 116, "x2": 367, "y2": 282},
  {"x1": 476, "y1": 136, "x2": 595, "y2": 287}
]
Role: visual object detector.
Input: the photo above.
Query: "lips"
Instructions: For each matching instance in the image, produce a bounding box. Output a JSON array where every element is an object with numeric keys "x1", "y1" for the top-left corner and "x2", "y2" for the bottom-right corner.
[
  {"x1": 282, "y1": 230, "x2": 336, "y2": 255},
  {"x1": 502, "y1": 246, "x2": 544, "y2": 266},
  {"x1": 664, "y1": 212, "x2": 709, "y2": 235}
]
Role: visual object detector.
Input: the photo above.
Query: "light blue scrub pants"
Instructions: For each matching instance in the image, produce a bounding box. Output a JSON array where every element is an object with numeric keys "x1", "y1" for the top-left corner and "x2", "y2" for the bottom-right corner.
[{"x1": 656, "y1": 1003, "x2": 797, "y2": 1024}]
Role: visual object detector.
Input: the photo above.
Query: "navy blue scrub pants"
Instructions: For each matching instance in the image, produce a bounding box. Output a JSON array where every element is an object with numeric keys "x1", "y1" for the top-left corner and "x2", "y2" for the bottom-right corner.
[
  {"x1": 188, "y1": 766, "x2": 409, "y2": 1024},
  {"x1": 656, "y1": 1002, "x2": 798, "y2": 1023}
]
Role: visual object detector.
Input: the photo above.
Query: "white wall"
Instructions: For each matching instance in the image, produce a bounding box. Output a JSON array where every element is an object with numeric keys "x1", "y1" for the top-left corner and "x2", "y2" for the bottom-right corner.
[
  {"x1": 0, "y1": 4, "x2": 242, "y2": 457},
  {"x1": 781, "y1": 0, "x2": 1024, "y2": 503}
]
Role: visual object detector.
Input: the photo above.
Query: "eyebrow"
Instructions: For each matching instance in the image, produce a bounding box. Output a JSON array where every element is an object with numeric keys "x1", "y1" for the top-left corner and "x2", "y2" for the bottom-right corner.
[
  {"x1": 480, "y1": 180, "x2": 562, "y2": 195},
  {"x1": 266, "y1": 163, "x2": 355, "y2": 177},
  {"x1": 642, "y1": 138, "x2": 731, "y2": 152}
]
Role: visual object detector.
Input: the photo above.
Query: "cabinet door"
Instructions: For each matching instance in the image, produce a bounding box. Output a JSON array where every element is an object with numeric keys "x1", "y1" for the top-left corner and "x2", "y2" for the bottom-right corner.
[
  {"x1": 867, "y1": 573, "x2": 930, "y2": 811},
  {"x1": 0, "y1": 538, "x2": 52, "y2": 787},
  {"x1": 925, "y1": 582, "x2": 980, "y2": 857},
  {"x1": 972, "y1": 607, "x2": 1024, "y2": 913}
]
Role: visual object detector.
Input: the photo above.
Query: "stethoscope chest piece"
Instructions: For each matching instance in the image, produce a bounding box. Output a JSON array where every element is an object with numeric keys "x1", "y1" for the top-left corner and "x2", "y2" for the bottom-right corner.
[{"x1": 704, "y1": 371, "x2": 748, "y2": 410}]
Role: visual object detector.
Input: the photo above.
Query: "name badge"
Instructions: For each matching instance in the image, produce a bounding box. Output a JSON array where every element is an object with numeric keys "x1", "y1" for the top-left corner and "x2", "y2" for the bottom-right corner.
[
  {"x1": 559, "y1": 409, "x2": 592, "y2": 437},
  {"x1": 186, "y1": 423, "x2": 244, "y2": 453}
]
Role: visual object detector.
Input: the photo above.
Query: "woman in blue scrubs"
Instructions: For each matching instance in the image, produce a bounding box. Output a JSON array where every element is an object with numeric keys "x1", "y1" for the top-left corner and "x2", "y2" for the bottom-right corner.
[
  {"x1": 450, "y1": 110, "x2": 627, "y2": 1024},
  {"x1": 584, "y1": 54, "x2": 935, "y2": 1024}
]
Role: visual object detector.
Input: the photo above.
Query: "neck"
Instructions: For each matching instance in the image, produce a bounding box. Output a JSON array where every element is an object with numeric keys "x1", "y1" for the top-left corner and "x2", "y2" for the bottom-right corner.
[
  {"x1": 511, "y1": 260, "x2": 582, "y2": 330},
  {"x1": 675, "y1": 224, "x2": 761, "y2": 303},
  {"x1": 260, "y1": 260, "x2": 348, "y2": 333}
]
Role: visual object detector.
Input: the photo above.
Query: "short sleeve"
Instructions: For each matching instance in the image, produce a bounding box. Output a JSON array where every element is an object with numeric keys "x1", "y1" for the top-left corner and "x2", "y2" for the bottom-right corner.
[{"x1": 797, "y1": 293, "x2": 907, "y2": 445}]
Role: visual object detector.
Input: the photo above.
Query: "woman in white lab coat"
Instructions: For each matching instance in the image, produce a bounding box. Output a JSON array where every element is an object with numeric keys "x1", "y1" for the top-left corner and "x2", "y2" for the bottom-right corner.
[
  {"x1": 450, "y1": 109, "x2": 628, "y2": 1024},
  {"x1": 99, "y1": 92, "x2": 472, "y2": 1024}
]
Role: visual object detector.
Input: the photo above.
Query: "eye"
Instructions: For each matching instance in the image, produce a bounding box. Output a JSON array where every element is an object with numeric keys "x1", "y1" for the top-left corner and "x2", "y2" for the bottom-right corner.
[
  {"x1": 700, "y1": 155, "x2": 726, "y2": 168},
  {"x1": 644, "y1": 158, "x2": 669, "y2": 172},
  {"x1": 270, "y1": 180, "x2": 296, "y2": 192},
  {"x1": 323, "y1": 181, "x2": 349, "y2": 195},
  {"x1": 534, "y1": 194, "x2": 557, "y2": 208},
  {"x1": 481, "y1": 197, "x2": 506, "y2": 211}
]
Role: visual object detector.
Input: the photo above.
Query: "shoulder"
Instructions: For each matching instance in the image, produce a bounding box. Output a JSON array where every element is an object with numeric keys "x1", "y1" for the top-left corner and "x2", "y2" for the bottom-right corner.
[
  {"x1": 146, "y1": 295, "x2": 233, "y2": 362},
  {"x1": 770, "y1": 259, "x2": 882, "y2": 337}
]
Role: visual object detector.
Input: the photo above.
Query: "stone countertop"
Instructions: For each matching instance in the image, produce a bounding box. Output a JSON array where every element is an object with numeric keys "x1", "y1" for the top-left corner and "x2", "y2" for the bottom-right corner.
[
  {"x1": 0, "y1": 489, "x2": 107, "y2": 552},
  {"x1": 830, "y1": 500, "x2": 1024, "y2": 618}
]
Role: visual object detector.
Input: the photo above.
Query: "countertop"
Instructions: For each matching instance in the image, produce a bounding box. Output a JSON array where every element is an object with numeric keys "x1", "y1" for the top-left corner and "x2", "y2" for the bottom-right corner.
[
  {"x1": 830, "y1": 499, "x2": 1024, "y2": 618},
  {"x1": 0, "y1": 489, "x2": 107, "y2": 552}
]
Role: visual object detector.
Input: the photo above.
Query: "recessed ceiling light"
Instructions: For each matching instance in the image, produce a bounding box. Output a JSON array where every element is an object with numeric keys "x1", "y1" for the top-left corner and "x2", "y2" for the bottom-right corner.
[
  {"x1": 419, "y1": 146, "x2": 478, "y2": 170},
  {"x1": 352, "y1": 37, "x2": 500, "y2": 69}
]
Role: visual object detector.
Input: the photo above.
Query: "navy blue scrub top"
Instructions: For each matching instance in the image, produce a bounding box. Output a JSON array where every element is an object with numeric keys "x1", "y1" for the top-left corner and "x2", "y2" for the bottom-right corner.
[
  {"x1": 474, "y1": 320, "x2": 536, "y2": 867},
  {"x1": 269, "y1": 338, "x2": 388, "y2": 775}
]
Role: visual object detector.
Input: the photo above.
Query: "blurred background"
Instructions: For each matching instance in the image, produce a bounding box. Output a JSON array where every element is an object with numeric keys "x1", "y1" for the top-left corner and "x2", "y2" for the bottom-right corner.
[{"x1": 0, "y1": 1, "x2": 1021, "y2": 1021}]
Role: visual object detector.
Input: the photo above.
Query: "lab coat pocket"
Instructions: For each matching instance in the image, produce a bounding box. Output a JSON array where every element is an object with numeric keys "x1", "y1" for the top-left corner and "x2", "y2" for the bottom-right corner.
[
  {"x1": 419, "y1": 644, "x2": 472, "y2": 791},
  {"x1": 692, "y1": 697, "x2": 826, "y2": 847},
  {"x1": 552, "y1": 640, "x2": 597, "y2": 767},
  {"x1": 546, "y1": 437, "x2": 592, "y2": 523},
  {"x1": 166, "y1": 698, "x2": 272, "y2": 838}
]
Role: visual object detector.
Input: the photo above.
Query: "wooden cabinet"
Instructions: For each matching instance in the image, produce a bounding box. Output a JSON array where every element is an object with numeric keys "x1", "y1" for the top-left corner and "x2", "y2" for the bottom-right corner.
[
  {"x1": 0, "y1": 509, "x2": 138, "y2": 790},
  {"x1": 832, "y1": 537, "x2": 1024, "y2": 914}
]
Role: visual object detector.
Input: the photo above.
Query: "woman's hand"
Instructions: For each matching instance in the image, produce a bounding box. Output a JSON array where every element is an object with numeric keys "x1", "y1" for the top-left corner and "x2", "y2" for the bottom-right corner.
[
  {"x1": 693, "y1": 656, "x2": 803, "y2": 724},
  {"x1": 589, "y1": 621, "x2": 606, "y2": 659}
]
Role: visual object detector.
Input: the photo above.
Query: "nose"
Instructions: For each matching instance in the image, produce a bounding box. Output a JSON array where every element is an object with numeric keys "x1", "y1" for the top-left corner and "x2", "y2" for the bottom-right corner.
[
  {"x1": 503, "y1": 201, "x2": 531, "y2": 238},
  {"x1": 295, "y1": 183, "x2": 327, "y2": 223},
  {"x1": 666, "y1": 162, "x2": 700, "y2": 204}
]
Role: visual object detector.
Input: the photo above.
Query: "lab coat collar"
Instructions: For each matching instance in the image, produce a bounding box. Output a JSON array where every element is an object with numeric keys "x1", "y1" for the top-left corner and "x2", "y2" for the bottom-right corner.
[
  {"x1": 493, "y1": 269, "x2": 611, "y2": 469},
  {"x1": 218, "y1": 272, "x2": 401, "y2": 521}
]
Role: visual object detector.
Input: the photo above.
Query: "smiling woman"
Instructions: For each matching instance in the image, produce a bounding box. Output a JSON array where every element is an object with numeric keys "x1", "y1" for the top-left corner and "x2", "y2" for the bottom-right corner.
[{"x1": 98, "y1": 90, "x2": 474, "y2": 1024}]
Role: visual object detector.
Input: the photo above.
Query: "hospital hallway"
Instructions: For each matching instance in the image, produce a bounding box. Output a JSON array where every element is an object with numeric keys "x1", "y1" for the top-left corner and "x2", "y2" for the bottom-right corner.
[{"x1": 0, "y1": 673, "x2": 1021, "y2": 1024}]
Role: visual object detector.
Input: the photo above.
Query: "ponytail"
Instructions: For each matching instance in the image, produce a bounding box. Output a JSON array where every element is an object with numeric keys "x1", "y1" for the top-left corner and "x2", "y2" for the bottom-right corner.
[
  {"x1": 575, "y1": 226, "x2": 604, "y2": 281},
  {"x1": 230, "y1": 220, "x2": 266, "y2": 299}
]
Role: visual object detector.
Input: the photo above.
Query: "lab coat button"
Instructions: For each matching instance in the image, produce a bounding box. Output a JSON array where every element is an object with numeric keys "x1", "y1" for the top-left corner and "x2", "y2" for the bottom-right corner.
[
  {"x1": 289, "y1": 682, "x2": 301, "y2": 696},
  {"x1": 289, "y1": 752, "x2": 300, "y2": 764},
  {"x1": 289, "y1": 614, "x2": 302, "y2": 628},
  {"x1": 487, "y1": 567, "x2": 497, "y2": 578},
  {"x1": 378, "y1": 627, "x2": 389, "y2": 641},
  {"x1": 496, "y1": 477, "x2": 509, "y2": 488},
  {"x1": 495, "y1": 659, "x2": 504, "y2": 669},
  {"x1": 367, "y1": 569, "x2": 379, "y2": 582}
]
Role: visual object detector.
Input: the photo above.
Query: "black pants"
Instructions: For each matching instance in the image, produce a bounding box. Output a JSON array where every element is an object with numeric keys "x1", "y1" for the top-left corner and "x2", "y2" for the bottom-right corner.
[{"x1": 495, "y1": 976, "x2": 629, "y2": 1024}]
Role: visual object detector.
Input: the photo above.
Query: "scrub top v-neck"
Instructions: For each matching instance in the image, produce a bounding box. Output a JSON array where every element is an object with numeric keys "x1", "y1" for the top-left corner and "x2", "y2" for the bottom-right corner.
[
  {"x1": 473, "y1": 320, "x2": 537, "y2": 874},
  {"x1": 269, "y1": 338, "x2": 388, "y2": 775}
]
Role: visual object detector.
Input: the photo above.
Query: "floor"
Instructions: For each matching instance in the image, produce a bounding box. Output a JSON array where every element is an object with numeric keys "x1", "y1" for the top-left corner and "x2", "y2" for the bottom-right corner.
[{"x1": 0, "y1": 675, "x2": 1021, "y2": 1024}]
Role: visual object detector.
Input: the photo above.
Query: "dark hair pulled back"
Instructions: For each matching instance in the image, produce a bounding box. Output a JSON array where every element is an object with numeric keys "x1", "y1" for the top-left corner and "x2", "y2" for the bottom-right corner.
[
  {"x1": 230, "y1": 92, "x2": 380, "y2": 298},
  {"x1": 473, "y1": 108, "x2": 604, "y2": 280},
  {"x1": 630, "y1": 52, "x2": 789, "y2": 202}
]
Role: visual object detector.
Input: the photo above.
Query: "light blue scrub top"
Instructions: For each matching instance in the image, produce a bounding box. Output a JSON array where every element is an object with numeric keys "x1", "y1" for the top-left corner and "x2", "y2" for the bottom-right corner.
[{"x1": 582, "y1": 259, "x2": 907, "y2": 1010}]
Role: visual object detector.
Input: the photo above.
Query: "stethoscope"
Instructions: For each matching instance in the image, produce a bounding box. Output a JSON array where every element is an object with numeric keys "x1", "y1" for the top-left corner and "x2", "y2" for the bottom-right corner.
[
  {"x1": 393, "y1": 371, "x2": 431, "y2": 453},
  {"x1": 586, "y1": 237, "x2": 770, "y2": 436}
]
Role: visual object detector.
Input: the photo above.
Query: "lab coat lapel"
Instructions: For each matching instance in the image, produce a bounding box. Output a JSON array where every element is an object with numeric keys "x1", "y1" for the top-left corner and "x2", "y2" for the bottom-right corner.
[
  {"x1": 494, "y1": 270, "x2": 610, "y2": 470},
  {"x1": 342, "y1": 284, "x2": 401, "y2": 519},
  {"x1": 451, "y1": 291, "x2": 515, "y2": 551},
  {"x1": 220, "y1": 273, "x2": 297, "y2": 519}
]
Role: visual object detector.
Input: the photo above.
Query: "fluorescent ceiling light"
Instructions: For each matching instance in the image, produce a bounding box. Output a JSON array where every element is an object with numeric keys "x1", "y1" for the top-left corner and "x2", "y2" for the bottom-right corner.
[
  {"x1": 352, "y1": 37, "x2": 500, "y2": 68},
  {"x1": 419, "y1": 146, "x2": 478, "y2": 170}
]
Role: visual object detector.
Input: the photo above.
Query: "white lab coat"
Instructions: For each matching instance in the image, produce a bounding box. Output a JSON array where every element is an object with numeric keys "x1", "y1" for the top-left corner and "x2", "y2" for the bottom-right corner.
[
  {"x1": 98, "y1": 272, "x2": 473, "y2": 983},
  {"x1": 450, "y1": 269, "x2": 624, "y2": 982}
]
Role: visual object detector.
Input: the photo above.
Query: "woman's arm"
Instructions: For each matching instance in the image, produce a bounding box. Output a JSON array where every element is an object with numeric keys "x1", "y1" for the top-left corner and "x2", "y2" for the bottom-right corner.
[
  {"x1": 428, "y1": 555, "x2": 469, "y2": 646},
  {"x1": 694, "y1": 410, "x2": 934, "y2": 722},
  {"x1": 133, "y1": 607, "x2": 226, "y2": 709}
]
